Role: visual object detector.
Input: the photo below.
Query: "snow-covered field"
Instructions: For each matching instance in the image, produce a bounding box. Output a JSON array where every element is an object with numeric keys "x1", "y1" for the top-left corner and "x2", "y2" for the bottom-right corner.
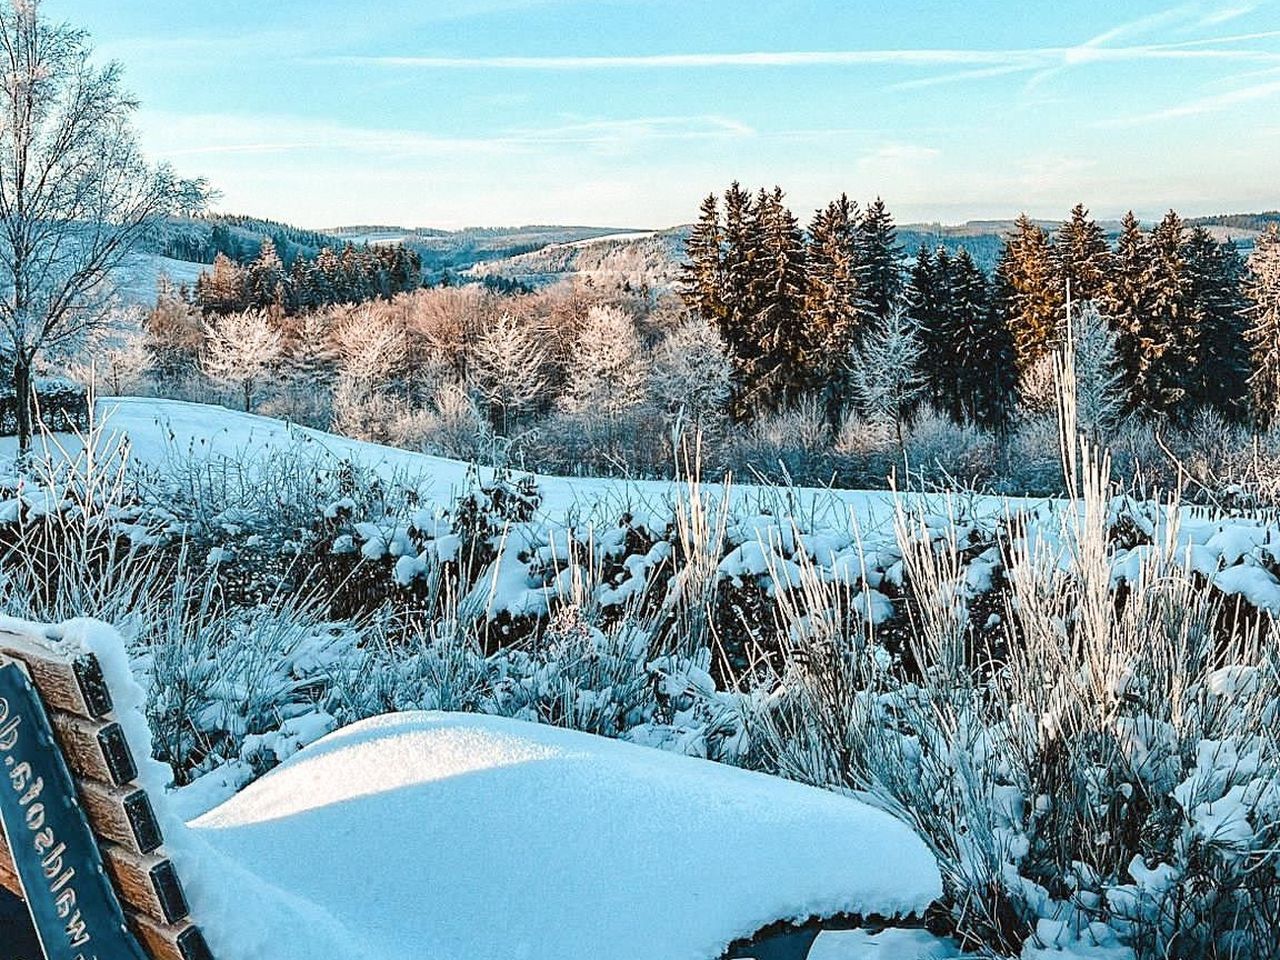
[{"x1": 2, "y1": 396, "x2": 1040, "y2": 532}]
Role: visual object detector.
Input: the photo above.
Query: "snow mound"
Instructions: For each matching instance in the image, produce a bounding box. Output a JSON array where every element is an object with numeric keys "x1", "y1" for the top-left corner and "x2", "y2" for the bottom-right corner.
[{"x1": 191, "y1": 711, "x2": 941, "y2": 960}]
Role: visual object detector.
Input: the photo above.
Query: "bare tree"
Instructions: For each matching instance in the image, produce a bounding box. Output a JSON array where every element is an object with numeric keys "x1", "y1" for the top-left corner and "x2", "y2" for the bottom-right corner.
[
  {"x1": 202, "y1": 310, "x2": 283, "y2": 411},
  {"x1": 469, "y1": 311, "x2": 549, "y2": 434},
  {"x1": 0, "y1": 0, "x2": 196, "y2": 449}
]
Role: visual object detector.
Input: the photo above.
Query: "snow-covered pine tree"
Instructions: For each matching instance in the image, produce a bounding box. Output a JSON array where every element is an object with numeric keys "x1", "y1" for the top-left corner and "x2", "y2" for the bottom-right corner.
[
  {"x1": 468, "y1": 312, "x2": 550, "y2": 434},
  {"x1": 1245, "y1": 225, "x2": 1280, "y2": 424},
  {"x1": 680, "y1": 193, "x2": 724, "y2": 323},
  {"x1": 202, "y1": 309, "x2": 285, "y2": 411},
  {"x1": 246, "y1": 237, "x2": 288, "y2": 315},
  {"x1": 805, "y1": 194, "x2": 866, "y2": 427},
  {"x1": 849, "y1": 307, "x2": 925, "y2": 448},
  {"x1": 993, "y1": 214, "x2": 1060, "y2": 377},
  {"x1": 856, "y1": 197, "x2": 903, "y2": 321},
  {"x1": 1183, "y1": 227, "x2": 1249, "y2": 419},
  {"x1": 1052, "y1": 204, "x2": 1112, "y2": 303},
  {"x1": 746, "y1": 187, "x2": 808, "y2": 411}
]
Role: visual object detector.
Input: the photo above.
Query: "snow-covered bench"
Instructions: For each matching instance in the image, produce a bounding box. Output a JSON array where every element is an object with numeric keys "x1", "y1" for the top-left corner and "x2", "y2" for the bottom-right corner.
[{"x1": 0, "y1": 626, "x2": 211, "y2": 960}]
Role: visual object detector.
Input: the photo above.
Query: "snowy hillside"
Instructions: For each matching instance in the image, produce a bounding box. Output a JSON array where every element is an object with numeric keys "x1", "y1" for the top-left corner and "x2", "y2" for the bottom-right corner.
[{"x1": 7, "y1": 396, "x2": 1030, "y2": 531}]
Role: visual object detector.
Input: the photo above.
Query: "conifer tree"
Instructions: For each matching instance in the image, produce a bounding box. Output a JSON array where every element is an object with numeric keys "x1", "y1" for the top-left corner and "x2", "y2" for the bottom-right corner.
[
  {"x1": 246, "y1": 238, "x2": 288, "y2": 315},
  {"x1": 1141, "y1": 211, "x2": 1197, "y2": 418},
  {"x1": 857, "y1": 197, "x2": 903, "y2": 321},
  {"x1": 849, "y1": 307, "x2": 924, "y2": 449},
  {"x1": 804, "y1": 194, "x2": 865, "y2": 425},
  {"x1": 994, "y1": 214, "x2": 1060, "y2": 376},
  {"x1": 1052, "y1": 204, "x2": 1112, "y2": 303},
  {"x1": 1245, "y1": 225, "x2": 1280, "y2": 424},
  {"x1": 1183, "y1": 227, "x2": 1249, "y2": 418},
  {"x1": 681, "y1": 193, "x2": 724, "y2": 323},
  {"x1": 951, "y1": 249, "x2": 1017, "y2": 429},
  {"x1": 1105, "y1": 211, "x2": 1154, "y2": 407},
  {"x1": 909, "y1": 245, "x2": 951, "y2": 412},
  {"x1": 744, "y1": 187, "x2": 809, "y2": 410},
  {"x1": 718, "y1": 182, "x2": 760, "y2": 413}
]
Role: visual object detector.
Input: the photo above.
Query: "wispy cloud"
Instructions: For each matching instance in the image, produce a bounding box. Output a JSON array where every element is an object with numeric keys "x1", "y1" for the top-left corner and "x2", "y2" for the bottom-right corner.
[
  {"x1": 1111, "y1": 77, "x2": 1280, "y2": 122},
  {"x1": 138, "y1": 112, "x2": 759, "y2": 161}
]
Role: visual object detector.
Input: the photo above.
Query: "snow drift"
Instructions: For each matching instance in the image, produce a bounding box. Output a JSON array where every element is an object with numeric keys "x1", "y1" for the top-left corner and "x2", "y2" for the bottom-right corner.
[{"x1": 189, "y1": 711, "x2": 941, "y2": 960}]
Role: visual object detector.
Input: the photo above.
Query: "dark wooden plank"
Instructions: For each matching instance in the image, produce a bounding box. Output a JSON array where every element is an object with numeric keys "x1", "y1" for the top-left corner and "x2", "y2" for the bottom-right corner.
[
  {"x1": 102, "y1": 842, "x2": 191, "y2": 925},
  {"x1": 76, "y1": 779, "x2": 164, "y2": 856},
  {"x1": 128, "y1": 911, "x2": 215, "y2": 960},
  {"x1": 0, "y1": 629, "x2": 113, "y2": 719},
  {"x1": 49, "y1": 710, "x2": 140, "y2": 787}
]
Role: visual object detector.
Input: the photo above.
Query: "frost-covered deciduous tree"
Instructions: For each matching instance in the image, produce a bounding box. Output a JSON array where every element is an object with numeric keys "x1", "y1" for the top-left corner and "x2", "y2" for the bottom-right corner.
[
  {"x1": 334, "y1": 305, "x2": 406, "y2": 387},
  {"x1": 69, "y1": 306, "x2": 152, "y2": 395},
  {"x1": 849, "y1": 307, "x2": 924, "y2": 447},
  {"x1": 0, "y1": 0, "x2": 196, "y2": 449},
  {"x1": 1067, "y1": 301, "x2": 1126, "y2": 443},
  {"x1": 202, "y1": 309, "x2": 283, "y2": 411},
  {"x1": 469, "y1": 312, "x2": 548, "y2": 434},
  {"x1": 1245, "y1": 225, "x2": 1280, "y2": 425},
  {"x1": 649, "y1": 313, "x2": 731, "y2": 439},
  {"x1": 561, "y1": 304, "x2": 648, "y2": 421}
]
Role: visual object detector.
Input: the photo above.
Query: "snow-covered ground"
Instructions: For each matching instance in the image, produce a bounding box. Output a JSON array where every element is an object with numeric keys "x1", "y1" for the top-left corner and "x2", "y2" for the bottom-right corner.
[
  {"x1": 1, "y1": 396, "x2": 1043, "y2": 534},
  {"x1": 115, "y1": 253, "x2": 206, "y2": 306}
]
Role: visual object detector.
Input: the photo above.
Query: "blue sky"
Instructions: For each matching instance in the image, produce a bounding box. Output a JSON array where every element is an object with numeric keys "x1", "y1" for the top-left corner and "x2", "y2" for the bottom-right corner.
[{"x1": 45, "y1": 0, "x2": 1280, "y2": 229}]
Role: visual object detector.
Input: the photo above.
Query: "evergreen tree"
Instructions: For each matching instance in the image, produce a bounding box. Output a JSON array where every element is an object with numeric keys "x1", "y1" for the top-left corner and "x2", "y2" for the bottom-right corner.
[
  {"x1": 245, "y1": 237, "x2": 288, "y2": 314},
  {"x1": 951, "y1": 249, "x2": 1017, "y2": 429},
  {"x1": 680, "y1": 193, "x2": 723, "y2": 323},
  {"x1": 1183, "y1": 227, "x2": 1249, "y2": 418},
  {"x1": 1142, "y1": 211, "x2": 1197, "y2": 418},
  {"x1": 908, "y1": 245, "x2": 951, "y2": 413},
  {"x1": 856, "y1": 197, "x2": 903, "y2": 321},
  {"x1": 194, "y1": 253, "x2": 247, "y2": 315},
  {"x1": 1105, "y1": 211, "x2": 1154, "y2": 407},
  {"x1": 1245, "y1": 225, "x2": 1280, "y2": 424},
  {"x1": 1052, "y1": 204, "x2": 1112, "y2": 303},
  {"x1": 849, "y1": 307, "x2": 924, "y2": 448},
  {"x1": 718, "y1": 182, "x2": 760, "y2": 414},
  {"x1": 1068, "y1": 301, "x2": 1126, "y2": 444},
  {"x1": 745, "y1": 187, "x2": 809, "y2": 410},
  {"x1": 804, "y1": 194, "x2": 866, "y2": 425},
  {"x1": 994, "y1": 214, "x2": 1060, "y2": 376}
]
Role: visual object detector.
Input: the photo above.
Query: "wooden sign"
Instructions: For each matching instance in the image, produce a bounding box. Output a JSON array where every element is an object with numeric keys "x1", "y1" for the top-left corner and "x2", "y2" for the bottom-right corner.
[
  {"x1": 0, "y1": 629, "x2": 213, "y2": 960},
  {"x1": 0, "y1": 656, "x2": 149, "y2": 960}
]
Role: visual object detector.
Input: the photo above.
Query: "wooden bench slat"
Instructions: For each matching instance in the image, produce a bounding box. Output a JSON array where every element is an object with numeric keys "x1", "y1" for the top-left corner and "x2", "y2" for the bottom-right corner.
[
  {"x1": 49, "y1": 710, "x2": 140, "y2": 787},
  {"x1": 0, "y1": 629, "x2": 113, "y2": 719},
  {"x1": 76, "y1": 779, "x2": 165, "y2": 856},
  {"x1": 0, "y1": 838, "x2": 20, "y2": 898},
  {"x1": 128, "y1": 911, "x2": 215, "y2": 960},
  {"x1": 102, "y1": 841, "x2": 192, "y2": 925}
]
